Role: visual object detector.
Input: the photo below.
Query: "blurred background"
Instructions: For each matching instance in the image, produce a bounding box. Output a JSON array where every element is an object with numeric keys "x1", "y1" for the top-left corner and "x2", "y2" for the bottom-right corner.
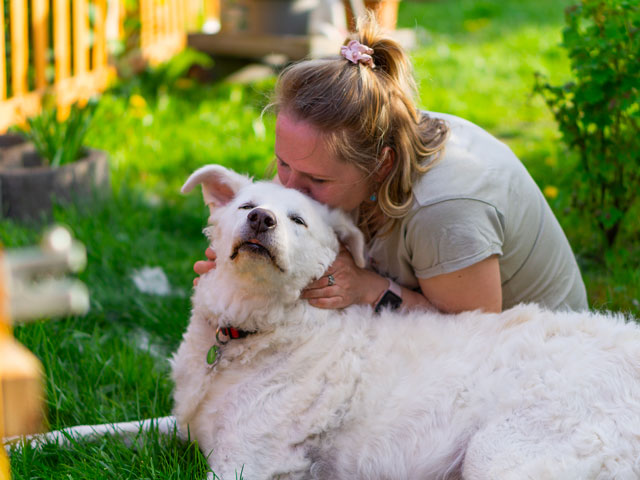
[{"x1": 0, "y1": 0, "x2": 638, "y2": 477}]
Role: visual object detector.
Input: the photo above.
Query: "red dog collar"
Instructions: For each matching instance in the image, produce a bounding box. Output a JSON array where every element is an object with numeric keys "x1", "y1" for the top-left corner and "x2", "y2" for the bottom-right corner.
[{"x1": 216, "y1": 327, "x2": 251, "y2": 344}]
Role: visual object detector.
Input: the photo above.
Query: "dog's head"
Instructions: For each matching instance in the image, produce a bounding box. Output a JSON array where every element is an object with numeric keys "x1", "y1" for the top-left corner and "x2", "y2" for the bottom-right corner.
[{"x1": 182, "y1": 165, "x2": 365, "y2": 309}]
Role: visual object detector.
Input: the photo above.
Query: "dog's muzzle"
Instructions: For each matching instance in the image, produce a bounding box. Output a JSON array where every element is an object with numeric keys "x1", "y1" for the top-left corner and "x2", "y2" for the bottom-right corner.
[
  {"x1": 247, "y1": 208, "x2": 276, "y2": 234},
  {"x1": 229, "y1": 208, "x2": 284, "y2": 272}
]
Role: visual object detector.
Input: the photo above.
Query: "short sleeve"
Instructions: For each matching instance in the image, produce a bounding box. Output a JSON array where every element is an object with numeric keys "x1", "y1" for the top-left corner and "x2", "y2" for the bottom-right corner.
[{"x1": 405, "y1": 199, "x2": 505, "y2": 280}]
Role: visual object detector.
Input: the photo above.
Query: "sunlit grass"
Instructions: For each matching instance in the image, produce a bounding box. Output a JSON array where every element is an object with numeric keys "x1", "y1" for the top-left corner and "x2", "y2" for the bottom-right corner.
[
  {"x1": 88, "y1": 81, "x2": 276, "y2": 197},
  {"x1": 399, "y1": 0, "x2": 638, "y2": 313},
  {"x1": 10, "y1": 427, "x2": 211, "y2": 479}
]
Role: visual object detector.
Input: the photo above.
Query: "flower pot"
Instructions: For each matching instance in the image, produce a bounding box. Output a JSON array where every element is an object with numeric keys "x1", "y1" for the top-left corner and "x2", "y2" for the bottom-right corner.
[
  {"x1": 0, "y1": 137, "x2": 110, "y2": 221},
  {"x1": 343, "y1": 0, "x2": 399, "y2": 31}
]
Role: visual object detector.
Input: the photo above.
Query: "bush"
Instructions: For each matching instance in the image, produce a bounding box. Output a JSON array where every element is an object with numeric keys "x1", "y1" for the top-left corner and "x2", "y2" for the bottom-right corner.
[{"x1": 534, "y1": 0, "x2": 640, "y2": 247}]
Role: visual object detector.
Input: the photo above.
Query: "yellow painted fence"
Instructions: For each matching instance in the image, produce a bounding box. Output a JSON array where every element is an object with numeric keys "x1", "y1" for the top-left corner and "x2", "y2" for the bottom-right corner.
[{"x1": 0, "y1": 0, "x2": 208, "y2": 133}]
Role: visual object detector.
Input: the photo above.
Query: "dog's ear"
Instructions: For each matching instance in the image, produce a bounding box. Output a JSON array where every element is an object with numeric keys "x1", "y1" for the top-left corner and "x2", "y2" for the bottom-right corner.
[
  {"x1": 181, "y1": 165, "x2": 252, "y2": 210},
  {"x1": 327, "y1": 210, "x2": 366, "y2": 268}
]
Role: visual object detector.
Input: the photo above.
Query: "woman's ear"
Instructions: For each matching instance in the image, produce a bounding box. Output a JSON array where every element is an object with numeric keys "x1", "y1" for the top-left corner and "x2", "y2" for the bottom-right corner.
[{"x1": 375, "y1": 147, "x2": 395, "y2": 182}]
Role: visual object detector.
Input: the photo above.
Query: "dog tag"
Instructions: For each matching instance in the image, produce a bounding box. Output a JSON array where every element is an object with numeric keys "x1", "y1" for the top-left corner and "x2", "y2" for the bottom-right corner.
[{"x1": 206, "y1": 345, "x2": 219, "y2": 365}]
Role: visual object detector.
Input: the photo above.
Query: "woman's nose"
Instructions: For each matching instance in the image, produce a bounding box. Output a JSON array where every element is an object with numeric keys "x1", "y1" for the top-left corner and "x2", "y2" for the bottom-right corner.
[{"x1": 284, "y1": 173, "x2": 310, "y2": 195}]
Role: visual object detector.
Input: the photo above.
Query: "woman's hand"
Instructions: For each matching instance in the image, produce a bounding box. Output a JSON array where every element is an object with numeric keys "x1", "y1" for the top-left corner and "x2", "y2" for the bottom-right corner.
[
  {"x1": 301, "y1": 245, "x2": 388, "y2": 309},
  {"x1": 193, "y1": 247, "x2": 216, "y2": 286},
  {"x1": 301, "y1": 249, "x2": 502, "y2": 314}
]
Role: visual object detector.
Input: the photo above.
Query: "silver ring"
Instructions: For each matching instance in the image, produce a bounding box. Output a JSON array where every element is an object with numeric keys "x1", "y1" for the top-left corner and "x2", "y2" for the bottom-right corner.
[{"x1": 327, "y1": 274, "x2": 335, "y2": 287}]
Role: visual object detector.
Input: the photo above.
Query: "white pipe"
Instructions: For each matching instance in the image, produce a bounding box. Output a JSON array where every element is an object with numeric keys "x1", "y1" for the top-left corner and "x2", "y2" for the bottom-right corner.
[{"x1": 5, "y1": 416, "x2": 177, "y2": 453}]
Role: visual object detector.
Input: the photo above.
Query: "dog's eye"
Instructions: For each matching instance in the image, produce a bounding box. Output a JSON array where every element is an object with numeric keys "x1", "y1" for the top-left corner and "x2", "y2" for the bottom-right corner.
[
  {"x1": 289, "y1": 215, "x2": 307, "y2": 227},
  {"x1": 239, "y1": 203, "x2": 255, "y2": 210}
]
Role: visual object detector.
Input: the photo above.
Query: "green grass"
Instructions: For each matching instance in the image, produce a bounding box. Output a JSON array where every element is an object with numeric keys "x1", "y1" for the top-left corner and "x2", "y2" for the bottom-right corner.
[
  {"x1": 12, "y1": 427, "x2": 211, "y2": 479},
  {"x1": 400, "y1": 0, "x2": 640, "y2": 312},
  {"x1": 4, "y1": 0, "x2": 639, "y2": 477},
  {"x1": 402, "y1": 0, "x2": 574, "y2": 189}
]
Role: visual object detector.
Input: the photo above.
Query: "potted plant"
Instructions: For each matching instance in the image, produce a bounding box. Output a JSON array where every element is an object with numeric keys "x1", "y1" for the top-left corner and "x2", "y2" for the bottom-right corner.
[{"x1": 0, "y1": 99, "x2": 110, "y2": 221}]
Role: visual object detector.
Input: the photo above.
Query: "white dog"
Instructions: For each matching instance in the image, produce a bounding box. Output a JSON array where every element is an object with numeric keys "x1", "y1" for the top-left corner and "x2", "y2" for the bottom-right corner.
[{"x1": 172, "y1": 165, "x2": 640, "y2": 480}]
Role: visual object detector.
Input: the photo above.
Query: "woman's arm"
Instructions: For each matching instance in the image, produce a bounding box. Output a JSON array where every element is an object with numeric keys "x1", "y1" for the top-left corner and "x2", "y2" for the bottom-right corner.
[
  {"x1": 417, "y1": 255, "x2": 501, "y2": 313},
  {"x1": 302, "y1": 251, "x2": 501, "y2": 313}
]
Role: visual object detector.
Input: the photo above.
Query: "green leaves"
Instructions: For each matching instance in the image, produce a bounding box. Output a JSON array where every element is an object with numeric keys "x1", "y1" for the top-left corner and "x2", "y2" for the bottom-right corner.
[
  {"x1": 534, "y1": 0, "x2": 640, "y2": 247},
  {"x1": 16, "y1": 98, "x2": 99, "y2": 168}
]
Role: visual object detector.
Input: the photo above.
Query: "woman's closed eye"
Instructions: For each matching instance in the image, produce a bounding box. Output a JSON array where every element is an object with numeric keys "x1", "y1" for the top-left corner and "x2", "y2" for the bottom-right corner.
[
  {"x1": 277, "y1": 157, "x2": 289, "y2": 170},
  {"x1": 277, "y1": 157, "x2": 328, "y2": 184}
]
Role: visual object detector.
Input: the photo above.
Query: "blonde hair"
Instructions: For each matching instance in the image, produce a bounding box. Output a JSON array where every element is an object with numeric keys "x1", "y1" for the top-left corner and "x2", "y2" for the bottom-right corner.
[{"x1": 271, "y1": 13, "x2": 448, "y2": 236}]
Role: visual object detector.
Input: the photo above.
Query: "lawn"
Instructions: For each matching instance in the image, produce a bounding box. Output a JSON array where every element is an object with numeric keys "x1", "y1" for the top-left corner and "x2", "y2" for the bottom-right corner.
[{"x1": 4, "y1": 0, "x2": 639, "y2": 477}]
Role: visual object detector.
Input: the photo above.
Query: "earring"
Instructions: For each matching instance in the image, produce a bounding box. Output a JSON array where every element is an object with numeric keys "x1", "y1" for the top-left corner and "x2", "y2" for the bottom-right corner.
[{"x1": 369, "y1": 193, "x2": 377, "y2": 202}]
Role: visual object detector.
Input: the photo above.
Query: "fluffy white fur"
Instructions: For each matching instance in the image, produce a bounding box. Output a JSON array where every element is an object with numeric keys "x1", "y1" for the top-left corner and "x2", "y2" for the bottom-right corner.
[{"x1": 172, "y1": 165, "x2": 640, "y2": 480}]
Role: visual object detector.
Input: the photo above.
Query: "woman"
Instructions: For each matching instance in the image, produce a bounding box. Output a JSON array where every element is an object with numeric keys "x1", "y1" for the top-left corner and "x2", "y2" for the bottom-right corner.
[{"x1": 195, "y1": 14, "x2": 587, "y2": 314}]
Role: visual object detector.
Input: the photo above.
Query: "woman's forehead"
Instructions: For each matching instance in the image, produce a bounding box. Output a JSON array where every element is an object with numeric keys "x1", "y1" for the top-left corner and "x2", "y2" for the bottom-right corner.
[
  {"x1": 275, "y1": 112, "x2": 368, "y2": 184},
  {"x1": 276, "y1": 119, "x2": 339, "y2": 172}
]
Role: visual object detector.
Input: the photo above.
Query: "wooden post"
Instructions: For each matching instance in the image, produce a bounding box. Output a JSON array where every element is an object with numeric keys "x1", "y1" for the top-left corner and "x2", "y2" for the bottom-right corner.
[
  {"x1": 93, "y1": 0, "x2": 108, "y2": 69},
  {"x1": 176, "y1": 0, "x2": 186, "y2": 39},
  {"x1": 10, "y1": 0, "x2": 29, "y2": 96},
  {"x1": 171, "y1": 0, "x2": 180, "y2": 38},
  {"x1": 73, "y1": 0, "x2": 90, "y2": 76},
  {"x1": 140, "y1": 0, "x2": 152, "y2": 57},
  {"x1": 344, "y1": 0, "x2": 399, "y2": 31},
  {"x1": 204, "y1": 0, "x2": 220, "y2": 26},
  {"x1": 0, "y1": 251, "x2": 9, "y2": 480},
  {"x1": 32, "y1": 0, "x2": 50, "y2": 90},
  {"x1": 0, "y1": 1, "x2": 6, "y2": 101},
  {"x1": 54, "y1": 0, "x2": 71, "y2": 118},
  {"x1": 0, "y1": 250, "x2": 44, "y2": 479},
  {"x1": 0, "y1": 227, "x2": 89, "y2": 476}
]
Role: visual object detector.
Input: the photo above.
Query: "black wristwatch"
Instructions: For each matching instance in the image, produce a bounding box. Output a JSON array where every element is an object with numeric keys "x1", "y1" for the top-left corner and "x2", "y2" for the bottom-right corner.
[{"x1": 374, "y1": 279, "x2": 403, "y2": 313}]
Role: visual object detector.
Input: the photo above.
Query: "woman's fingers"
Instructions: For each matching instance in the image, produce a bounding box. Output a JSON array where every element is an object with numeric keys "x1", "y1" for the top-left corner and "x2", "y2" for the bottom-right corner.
[
  {"x1": 304, "y1": 273, "x2": 337, "y2": 291},
  {"x1": 301, "y1": 285, "x2": 334, "y2": 299},
  {"x1": 205, "y1": 247, "x2": 217, "y2": 261},
  {"x1": 194, "y1": 260, "x2": 216, "y2": 275},
  {"x1": 307, "y1": 295, "x2": 347, "y2": 309},
  {"x1": 193, "y1": 249, "x2": 218, "y2": 287}
]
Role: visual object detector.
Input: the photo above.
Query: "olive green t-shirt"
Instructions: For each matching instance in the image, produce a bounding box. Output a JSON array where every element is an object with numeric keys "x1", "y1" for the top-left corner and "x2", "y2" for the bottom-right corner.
[{"x1": 367, "y1": 112, "x2": 587, "y2": 311}]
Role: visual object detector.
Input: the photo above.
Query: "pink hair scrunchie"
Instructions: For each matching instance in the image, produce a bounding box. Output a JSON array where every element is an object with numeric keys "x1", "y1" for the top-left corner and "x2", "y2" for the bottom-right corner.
[{"x1": 340, "y1": 40, "x2": 375, "y2": 68}]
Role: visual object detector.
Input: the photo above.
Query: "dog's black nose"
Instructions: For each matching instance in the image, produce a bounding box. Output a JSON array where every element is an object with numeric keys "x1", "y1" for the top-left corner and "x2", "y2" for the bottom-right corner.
[{"x1": 248, "y1": 208, "x2": 277, "y2": 233}]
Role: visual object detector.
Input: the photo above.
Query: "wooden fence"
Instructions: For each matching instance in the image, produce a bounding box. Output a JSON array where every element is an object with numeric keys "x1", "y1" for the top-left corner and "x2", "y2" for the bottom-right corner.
[
  {"x1": 0, "y1": 0, "x2": 208, "y2": 133},
  {"x1": 140, "y1": 0, "x2": 211, "y2": 65}
]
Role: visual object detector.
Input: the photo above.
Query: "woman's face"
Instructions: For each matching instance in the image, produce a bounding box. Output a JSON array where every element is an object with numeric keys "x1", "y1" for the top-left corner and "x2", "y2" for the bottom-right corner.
[{"x1": 275, "y1": 111, "x2": 372, "y2": 212}]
